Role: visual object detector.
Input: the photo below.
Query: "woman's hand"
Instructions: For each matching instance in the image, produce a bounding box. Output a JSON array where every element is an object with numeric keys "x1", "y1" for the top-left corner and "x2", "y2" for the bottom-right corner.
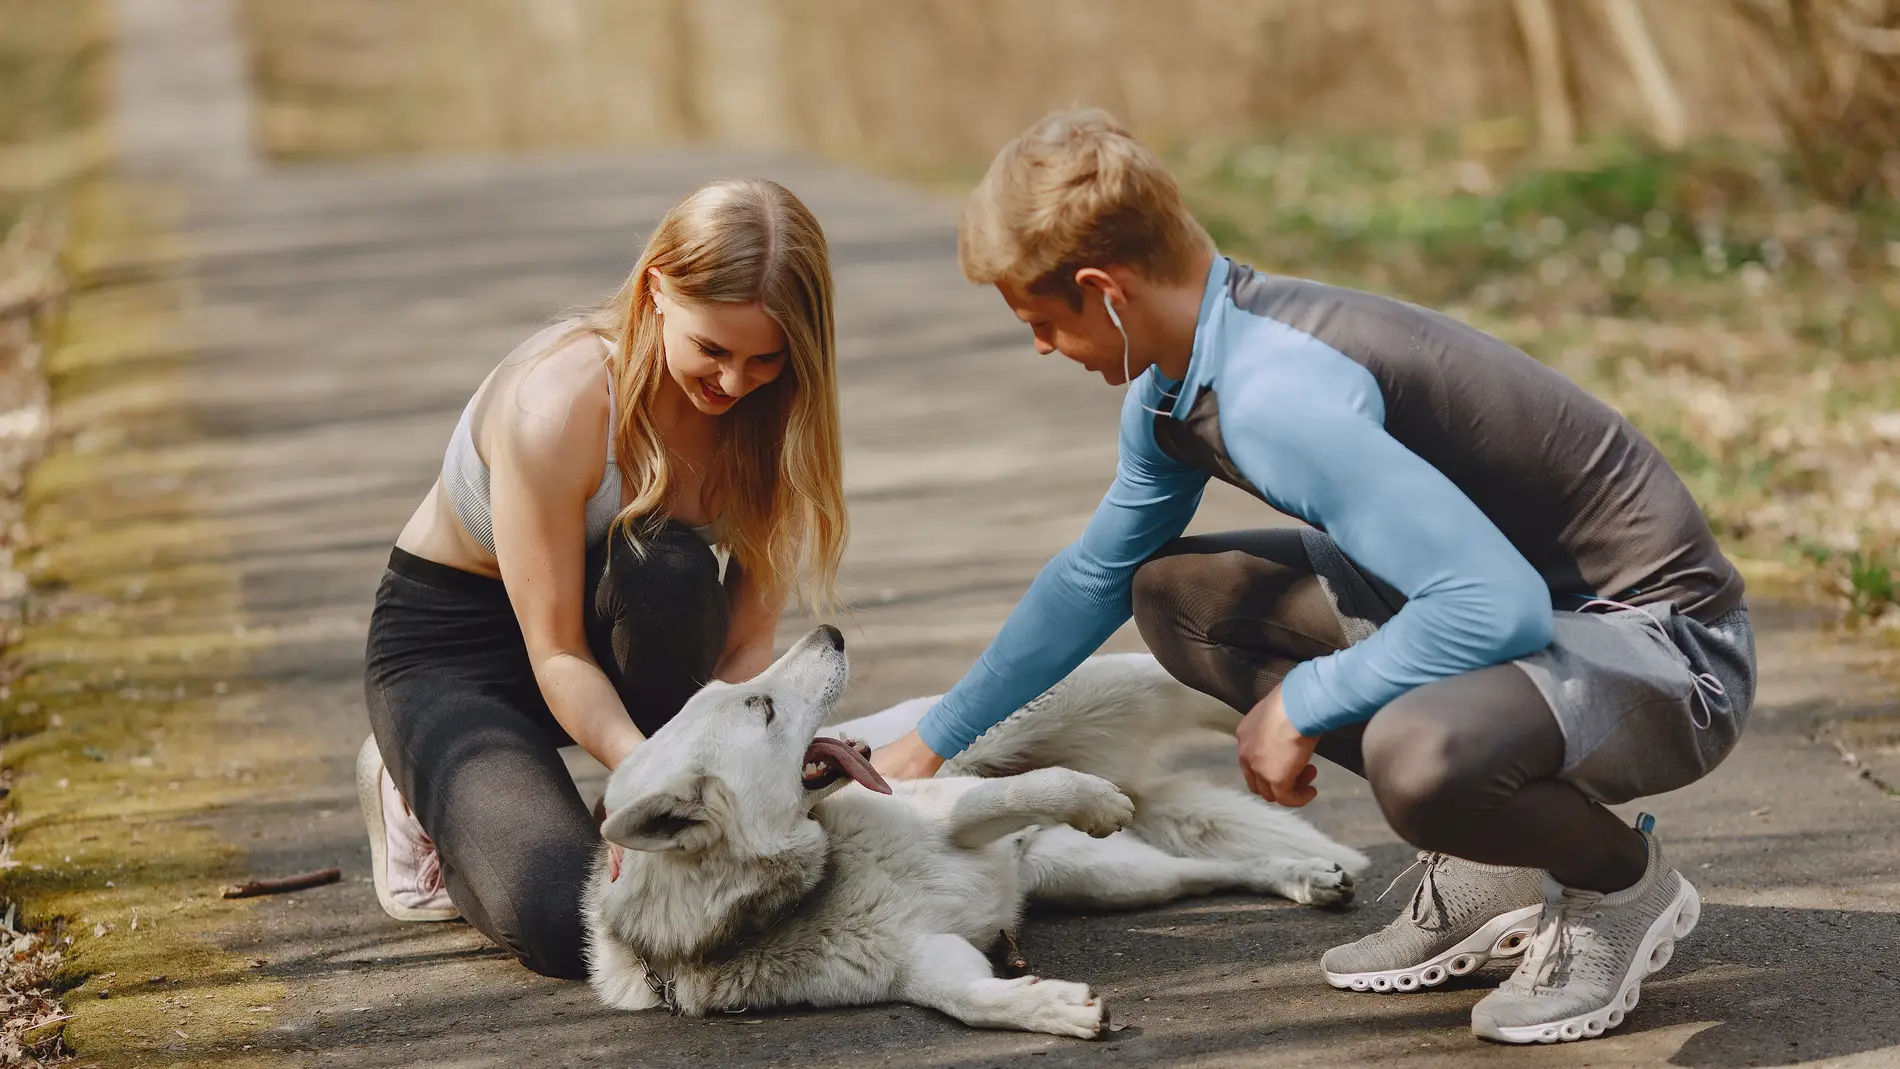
[
  {"x1": 1236, "y1": 685, "x2": 1321, "y2": 807},
  {"x1": 871, "y1": 730, "x2": 946, "y2": 781}
]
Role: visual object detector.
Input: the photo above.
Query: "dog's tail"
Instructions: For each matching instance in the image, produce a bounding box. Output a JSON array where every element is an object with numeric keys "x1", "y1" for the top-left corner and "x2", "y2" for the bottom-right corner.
[{"x1": 936, "y1": 654, "x2": 1239, "y2": 787}]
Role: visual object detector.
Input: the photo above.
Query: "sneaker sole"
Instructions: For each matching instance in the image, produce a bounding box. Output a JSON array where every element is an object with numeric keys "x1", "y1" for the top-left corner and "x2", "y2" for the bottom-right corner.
[
  {"x1": 356, "y1": 736, "x2": 460, "y2": 923},
  {"x1": 1473, "y1": 876, "x2": 1701, "y2": 1044},
  {"x1": 1324, "y1": 904, "x2": 1544, "y2": 993}
]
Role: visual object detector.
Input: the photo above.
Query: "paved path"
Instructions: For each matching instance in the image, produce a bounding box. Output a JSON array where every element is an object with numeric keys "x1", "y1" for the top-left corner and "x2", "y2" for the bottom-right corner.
[{"x1": 60, "y1": 2, "x2": 1900, "y2": 1066}]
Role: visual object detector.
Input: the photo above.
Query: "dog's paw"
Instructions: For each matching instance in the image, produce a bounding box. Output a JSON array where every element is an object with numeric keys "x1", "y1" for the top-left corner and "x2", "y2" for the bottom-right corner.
[
  {"x1": 1015, "y1": 977, "x2": 1110, "y2": 1039},
  {"x1": 1063, "y1": 778, "x2": 1135, "y2": 839},
  {"x1": 590, "y1": 968, "x2": 666, "y2": 1012},
  {"x1": 1286, "y1": 858, "x2": 1355, "y2": 909}
]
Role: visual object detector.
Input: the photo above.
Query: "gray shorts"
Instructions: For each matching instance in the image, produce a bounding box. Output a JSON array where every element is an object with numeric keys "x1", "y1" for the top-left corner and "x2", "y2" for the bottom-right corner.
[{"x1": 1302, "y1": 529, "x2": 1758, "y2": 807}]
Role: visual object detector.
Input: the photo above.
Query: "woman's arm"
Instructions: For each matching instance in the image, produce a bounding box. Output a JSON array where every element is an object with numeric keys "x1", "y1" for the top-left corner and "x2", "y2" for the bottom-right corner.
[
  {"x1": 714, "y1": 557, "x2": 784, "y2": 683},
  {"x1": 488, "y1": 356, "x2": 645, "y2": 771}
]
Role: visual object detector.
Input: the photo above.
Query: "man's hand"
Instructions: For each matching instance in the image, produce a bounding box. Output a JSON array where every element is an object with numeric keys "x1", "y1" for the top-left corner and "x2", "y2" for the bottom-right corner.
[
  {"x1": 1236, "y1": 685, "x2": 1321, "y2": 807},
  {"x1": 872, "y1": 729, "x2": 946, "y2": 781}
]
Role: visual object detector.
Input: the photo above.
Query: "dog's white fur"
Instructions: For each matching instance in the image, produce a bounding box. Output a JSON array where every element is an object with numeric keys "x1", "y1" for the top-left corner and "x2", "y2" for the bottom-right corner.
[{"x1": 583, "y1": 627, "x2": 1368, "y2": 1038}]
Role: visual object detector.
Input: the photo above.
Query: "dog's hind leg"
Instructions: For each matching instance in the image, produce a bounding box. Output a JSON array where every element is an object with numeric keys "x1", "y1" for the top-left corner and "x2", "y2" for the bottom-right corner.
[
  {"x1": 1024, "y1": 825, "x2": 1355, "y2": 909},
  {"x1": 1129, "y1": 774, "x2": 1370, "y2": 876},
  {"x1": 898, "y1": 933, "x2": 1108, "y2": 1039},
  {"x1": 944, "y1": 768, "x2": 1133, "y2": 850}
]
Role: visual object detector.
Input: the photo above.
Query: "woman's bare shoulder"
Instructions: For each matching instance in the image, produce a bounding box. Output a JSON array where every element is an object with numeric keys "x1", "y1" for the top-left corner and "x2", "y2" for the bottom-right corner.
[{"x1": 484, "y1": 324, "x2": 614, "y2": 467}]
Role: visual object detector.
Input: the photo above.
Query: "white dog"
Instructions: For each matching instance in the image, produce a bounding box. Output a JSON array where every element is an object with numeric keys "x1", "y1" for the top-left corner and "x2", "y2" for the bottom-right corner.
[{"x1": 583, "y1": 626, "x2": 1367, "y2": 1038}]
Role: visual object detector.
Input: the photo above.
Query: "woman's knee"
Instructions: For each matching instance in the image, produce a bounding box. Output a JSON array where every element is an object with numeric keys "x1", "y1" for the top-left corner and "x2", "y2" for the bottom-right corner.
[
  {"x1": 463, "y1": 859, "x2": 593, "y2": 980},
  {"x1": 517, "y1": 919, "x2": 589, "y2": 980},
  {"x1": 598, "y1": 523, "x2": 722, "y2": 615},
  {"x1": 491, "y1": 896, "x2": 590, "y2": 980}
]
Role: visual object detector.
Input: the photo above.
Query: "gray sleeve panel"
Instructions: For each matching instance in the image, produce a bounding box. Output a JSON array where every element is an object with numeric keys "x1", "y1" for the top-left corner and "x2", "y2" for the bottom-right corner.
[{"x1": 1221, "y1": 264, "x2": 1744, "y2": 622}]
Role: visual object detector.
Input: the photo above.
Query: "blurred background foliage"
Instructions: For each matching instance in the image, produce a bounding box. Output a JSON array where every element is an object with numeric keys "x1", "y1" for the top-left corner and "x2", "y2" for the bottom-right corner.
[
  {"x1": 6, "y1": 0, "x2": 1897, "y2": 622},
  {"x1": 236, "y1": 0, "x2": 1900, "y2": 624}
]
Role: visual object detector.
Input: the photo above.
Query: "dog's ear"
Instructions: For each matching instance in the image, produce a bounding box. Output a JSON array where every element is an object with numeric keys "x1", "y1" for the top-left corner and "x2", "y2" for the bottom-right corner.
[{"x1": 601, "y1": 778, "x2": 717, "y2": 853}]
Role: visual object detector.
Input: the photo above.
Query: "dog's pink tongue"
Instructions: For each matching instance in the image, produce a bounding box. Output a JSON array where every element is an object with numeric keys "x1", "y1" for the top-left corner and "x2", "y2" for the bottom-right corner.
[{"x1": 805, "y1": 737, "x2": 892, "y2": 795}]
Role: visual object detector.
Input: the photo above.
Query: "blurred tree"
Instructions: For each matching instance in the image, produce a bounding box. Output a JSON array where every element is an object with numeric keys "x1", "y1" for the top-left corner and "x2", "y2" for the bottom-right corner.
[
  {"x1": 1734, "y1": 0, "x2": 1900, "y2": 203},
  {"x1": 1513, "y1": 0, "x2": 1578, "y2": 153}
]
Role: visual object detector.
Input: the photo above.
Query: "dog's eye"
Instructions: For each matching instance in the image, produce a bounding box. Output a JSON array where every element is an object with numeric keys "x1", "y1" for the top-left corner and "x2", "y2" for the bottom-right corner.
[{"x1": 748, "y1": 693, "x2": 775, "y2": 725}]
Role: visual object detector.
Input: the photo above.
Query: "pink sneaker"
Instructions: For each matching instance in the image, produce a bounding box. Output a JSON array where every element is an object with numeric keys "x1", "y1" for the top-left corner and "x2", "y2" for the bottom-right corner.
[{"x1": 356, "y1": 735, "x2": 460, "y2": 922}]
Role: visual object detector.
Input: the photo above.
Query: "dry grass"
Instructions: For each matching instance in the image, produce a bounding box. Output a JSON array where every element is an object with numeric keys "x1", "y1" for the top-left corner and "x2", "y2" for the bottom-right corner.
[
  {"x1": 1732, "y1": 0, "x2": 1900, "y2": 204},
  {"x1": 1, "y1": 869, "x2": 69, "y2": 1067}
]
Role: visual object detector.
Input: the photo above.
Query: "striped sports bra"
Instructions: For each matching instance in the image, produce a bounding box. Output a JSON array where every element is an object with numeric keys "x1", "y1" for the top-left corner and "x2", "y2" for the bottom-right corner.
[{"x1": 441, "y1": 333, "x2": 717, "y2": 552}]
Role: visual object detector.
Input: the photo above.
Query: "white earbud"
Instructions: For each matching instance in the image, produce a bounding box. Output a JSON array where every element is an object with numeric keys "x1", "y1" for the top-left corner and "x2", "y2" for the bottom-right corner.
[{"x1": 1105, "y1": 289, "x2": 1170, "y2": 417}]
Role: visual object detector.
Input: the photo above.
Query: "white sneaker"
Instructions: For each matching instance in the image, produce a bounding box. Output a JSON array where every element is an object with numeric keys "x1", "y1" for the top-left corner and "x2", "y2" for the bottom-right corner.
[
  {"x1": 356, "y1": 735, "x2": 460, "y2": 922},
  {"x1": 1470, "y1": 819, "x2": 1700, "y2": 1044},
  {"x1": 1322, "y1": 852, "x2": 1545, "y2": 993}
]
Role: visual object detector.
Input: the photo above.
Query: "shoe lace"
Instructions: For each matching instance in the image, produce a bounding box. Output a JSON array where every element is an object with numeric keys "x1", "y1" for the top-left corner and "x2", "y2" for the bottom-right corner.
[
  {"x1": 413, "y1": 830, "x2": 445, "y2": 896},
  {"x1": 1377, "y1": 852, "x2": 1447, "y2": 929},
  {"x1": 385, "y1": 768, "x2": 446, "y2": 898},
  {"x1": 1517, "y1": 887, "x2": 1604, "y2": 991}
]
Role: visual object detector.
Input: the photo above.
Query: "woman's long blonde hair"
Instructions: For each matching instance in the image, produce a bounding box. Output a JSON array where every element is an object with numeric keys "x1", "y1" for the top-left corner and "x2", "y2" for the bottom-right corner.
[{"x1": 565, "y1": 179, "x2": 846, "y2": 613}]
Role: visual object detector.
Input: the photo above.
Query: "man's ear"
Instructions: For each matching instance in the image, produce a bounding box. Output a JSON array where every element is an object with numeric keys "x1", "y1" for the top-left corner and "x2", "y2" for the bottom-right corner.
[
  {"x1": 600, "y1": 777, "x2": 717, "y2": 852},
  {"x1": 1071, "y1": 266, "x2": 1126, "y2": 312}
]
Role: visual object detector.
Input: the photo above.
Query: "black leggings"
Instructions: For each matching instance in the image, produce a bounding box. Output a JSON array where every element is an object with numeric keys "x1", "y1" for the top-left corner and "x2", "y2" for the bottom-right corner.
[
  {"x1": 1132, "y1": 529, "x2": 1647, "y2": 893},
  {"x1": 363, "y1": 523, "x2": 726, "y2": 979}
]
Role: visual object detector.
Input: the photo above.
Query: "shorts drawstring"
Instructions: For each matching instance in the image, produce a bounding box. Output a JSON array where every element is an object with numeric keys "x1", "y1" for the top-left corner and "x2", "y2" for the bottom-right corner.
[{"x1": 1577, "y1": 598, "x2": 1725, "y2": 730}]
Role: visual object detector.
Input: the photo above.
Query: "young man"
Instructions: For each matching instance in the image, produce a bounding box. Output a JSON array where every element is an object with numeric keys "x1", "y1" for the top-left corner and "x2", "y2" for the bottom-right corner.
[{"x1": 871, "y1": 110, "x2": 1755, "y2": 1045}]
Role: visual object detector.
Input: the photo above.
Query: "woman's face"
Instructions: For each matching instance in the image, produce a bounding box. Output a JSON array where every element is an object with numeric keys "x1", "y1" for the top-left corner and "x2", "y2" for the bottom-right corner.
[{"x1": 651, "y1": 273, "x2": 789, "y2": 416}]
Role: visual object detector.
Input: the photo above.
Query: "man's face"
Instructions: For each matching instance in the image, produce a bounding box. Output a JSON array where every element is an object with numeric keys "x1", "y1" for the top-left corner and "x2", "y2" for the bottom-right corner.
[{"x1": 997, "y1": 281, "x2": 1132, "y2": 385}]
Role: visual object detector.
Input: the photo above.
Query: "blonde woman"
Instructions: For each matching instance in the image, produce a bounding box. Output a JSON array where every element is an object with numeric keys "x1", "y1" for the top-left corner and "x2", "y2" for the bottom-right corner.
[{"x1": 356, "y1": 180, "x2": 846, "y2": 979}]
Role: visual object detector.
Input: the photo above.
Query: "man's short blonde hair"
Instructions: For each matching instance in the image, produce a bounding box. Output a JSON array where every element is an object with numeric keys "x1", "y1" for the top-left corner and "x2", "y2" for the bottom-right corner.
[{"x1": 958, "y1": 108, "x2": 1213, "y2": 309}]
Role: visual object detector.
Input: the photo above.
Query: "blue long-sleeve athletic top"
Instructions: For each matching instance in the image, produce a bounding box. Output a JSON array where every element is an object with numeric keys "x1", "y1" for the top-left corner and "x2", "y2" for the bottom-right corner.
[{"x1": 917, "y1": 255, "x2": 1743, "y2": 757}]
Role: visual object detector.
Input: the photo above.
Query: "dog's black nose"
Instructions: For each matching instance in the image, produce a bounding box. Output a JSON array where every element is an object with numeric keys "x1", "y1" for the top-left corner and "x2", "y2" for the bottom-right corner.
[{"x1": 816, "y1": 624, "x2": 844, "y2": 651}]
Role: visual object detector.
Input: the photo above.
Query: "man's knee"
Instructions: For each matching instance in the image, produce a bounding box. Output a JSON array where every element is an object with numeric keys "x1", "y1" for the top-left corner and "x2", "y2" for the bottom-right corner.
[
  {"x1": 1363, "y1": 698, "x2": 1489, "y2": 848},
  {"x1": 1132, "y1": 544, "x2": 1204, "y2": 668}
]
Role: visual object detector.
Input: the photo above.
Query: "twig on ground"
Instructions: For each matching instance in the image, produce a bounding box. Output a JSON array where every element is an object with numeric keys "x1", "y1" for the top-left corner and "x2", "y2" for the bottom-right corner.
[
  {"x1": 993, "y1": 928, "x2": 1032, "y2": 978},
  {"x1": 1820, "y1": 732, "x2": 1900, "y2": 796},
  {"x1": 219, "y1": 866, "x2": 342, "y2": 899}
]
